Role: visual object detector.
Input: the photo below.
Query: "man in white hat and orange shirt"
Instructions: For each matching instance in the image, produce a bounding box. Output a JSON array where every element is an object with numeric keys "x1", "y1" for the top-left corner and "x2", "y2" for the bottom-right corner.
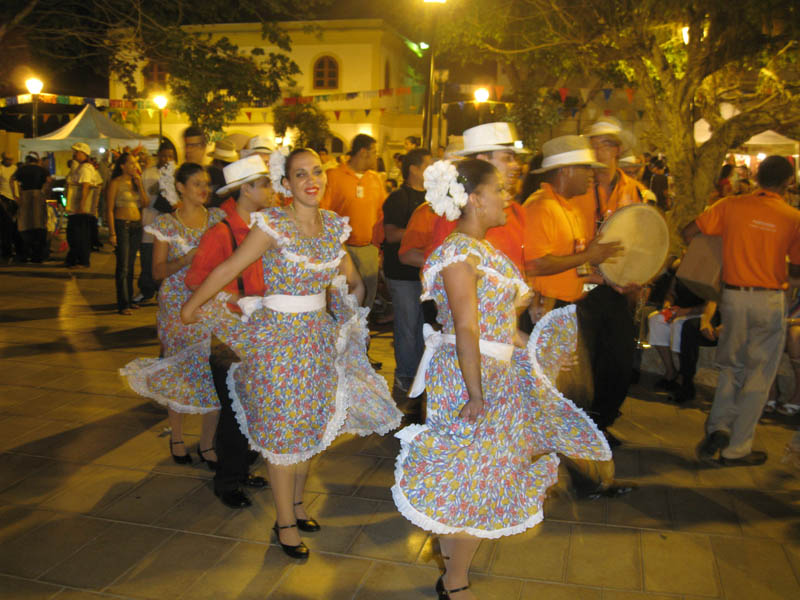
[
  {"x1": 428, "y1": 122, "x2": 529, "y2": 273},
  {"x1": 65, "y1": 142, "x2": 103, "y2": 268},
  {"x1": 523, "y1": 134, "x2": 635, "y2": 449}
]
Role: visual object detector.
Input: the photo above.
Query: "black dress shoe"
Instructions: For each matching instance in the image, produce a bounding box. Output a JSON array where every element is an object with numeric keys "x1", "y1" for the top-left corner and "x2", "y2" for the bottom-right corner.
[
  {"x1": 242, "y1": 475, "x2": 268, "y2": 488},
  {"x1": 294, "y1": 500, "x2": 321, "y2": 531},
  {"x1": 436, "y1": 575, "x2": 470, "y2": 599},
  {"x1": 273, "y1": 522, "x2": 309, "y2": 559},
  {"x1": 215, "y1": 488, "x2": 252, "y2": 508},
  {"x1": 696, "y1": 430, "x2": 730, "y2": 462},
  {"x1": 719, "y1": 450, "x2": 767, "y2": 467}
]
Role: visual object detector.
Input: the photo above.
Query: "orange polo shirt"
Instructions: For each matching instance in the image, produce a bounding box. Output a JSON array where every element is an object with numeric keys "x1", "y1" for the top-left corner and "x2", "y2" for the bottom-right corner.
[
  {"x1": 399, "y1": 202, "x2": 439, "y2": 260},
  {"x1": 572, "y1": 168, "x2": 644, "y2": 240},
  {"x1": 427, "y1": 203, "x2": 527, "y2": 274},
  {"x1": 695, "y1": 190, "x2": 800, "y2": 289},
  {"x1": 185, "y1": 197, "x2": 265, "y2": 299},
  {"x1": 522, "y1": 183, "x2": 586, "y2": 302},
  {"x1": 321, "y1": 163, "x2": 386, "y2": 246}
]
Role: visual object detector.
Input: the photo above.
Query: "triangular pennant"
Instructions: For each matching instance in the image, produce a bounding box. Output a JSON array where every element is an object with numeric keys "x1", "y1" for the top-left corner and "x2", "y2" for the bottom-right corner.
[
  {"x1": 146, "y1": 109, "x2": 154, "y2": 118},
  {"x1": 163, "y1": 109, "x2": 169, "y2": 117},
  {"x1": 579, "y1": 88, "x2": 590, "y2": 102},
  {"x1": 245, "y1": 111, "x2": 252, "y2": 121},
  {"x1": 602, "y1": 88, "x2": 613, "y2": 101},
  {"x1": 494, "y1": 85, "x2": 505, "y2": 99},
  {"x1": 571, "y1": 108, "x2": 579, "y2": 117},
  {"x1": 558, "y1": 87, "x2": 569, "y2": 103},
  {"x1": 121, "y1": 110, "x2": 128, "y2": 120},
  {"x1": 637, "y1": 110, "x2": 645, "y2": 119},
  {"x1": 365, "y1": 109, "x2": 371, "y2": 117},
  {"x1": 625, "y1": 87, "x2": 635, "y2": 103},
  {"x1": 380, "y1": 108, "x2": 386, "y2": 114},
  {"x1": 603, "y1": 109, "x2": 613, "y2": 116},
  {"x1": 334, "y1": 110, "x2": 341, "y2": 120}
]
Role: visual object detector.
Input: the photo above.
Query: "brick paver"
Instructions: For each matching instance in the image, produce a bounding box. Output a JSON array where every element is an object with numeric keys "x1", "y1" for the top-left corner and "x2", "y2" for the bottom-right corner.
[{"x1": 0, "y1": 251, "x2": 798, "y2": 599}]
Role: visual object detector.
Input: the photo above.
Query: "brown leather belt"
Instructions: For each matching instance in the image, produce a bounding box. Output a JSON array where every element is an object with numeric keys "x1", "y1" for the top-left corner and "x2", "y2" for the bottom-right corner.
[{"x1": 724, "y1": 284, "x2": 780, "y2": 292}]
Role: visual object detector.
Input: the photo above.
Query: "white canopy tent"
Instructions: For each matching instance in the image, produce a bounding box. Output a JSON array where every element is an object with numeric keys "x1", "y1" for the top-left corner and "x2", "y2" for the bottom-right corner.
[{"x1": 18, "y1": 105, "x2": 158, "y2": 157}]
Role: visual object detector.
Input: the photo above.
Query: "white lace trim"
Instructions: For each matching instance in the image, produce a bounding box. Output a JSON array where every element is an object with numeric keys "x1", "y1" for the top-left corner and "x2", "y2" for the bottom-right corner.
[
  {"x1": 391, "y1": 424, "x2": 549, "y2": 539},
  {"x1": 118, "y1": 339, "x2": 220, "y2": 415},
  {"x1": 249, "y1": 211, "x2": 348, "y2": 272},
  {"x1": 420, "y1": 242, "x2": 529, "y2": 303},
  {"x1": 527, "y1": 304, "x2": 612, "y2": 461},
  {"x1": 144, "y1": 225, "x2": 195, "y2": 255}
]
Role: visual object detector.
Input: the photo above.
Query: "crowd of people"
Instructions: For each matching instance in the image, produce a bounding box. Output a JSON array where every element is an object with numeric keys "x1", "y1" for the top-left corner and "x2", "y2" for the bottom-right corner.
[{"x1": 2, "y1": 114, "x2": 799, "y2": 599}]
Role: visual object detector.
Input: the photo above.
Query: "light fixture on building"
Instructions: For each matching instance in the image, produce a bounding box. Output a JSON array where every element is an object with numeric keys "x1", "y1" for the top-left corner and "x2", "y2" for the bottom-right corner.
[
  {"x1": 473, "y1": 88, "x2": 490, "y2": 103},
  {"x1": 152, "y1": 94, "x2": 168, "y2": 143}
]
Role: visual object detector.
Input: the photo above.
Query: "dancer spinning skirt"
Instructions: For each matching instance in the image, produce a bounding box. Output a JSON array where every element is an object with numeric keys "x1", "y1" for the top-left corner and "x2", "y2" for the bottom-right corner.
[{"x1": 391, "y1": 160, "x2": 611, "y2": 597}]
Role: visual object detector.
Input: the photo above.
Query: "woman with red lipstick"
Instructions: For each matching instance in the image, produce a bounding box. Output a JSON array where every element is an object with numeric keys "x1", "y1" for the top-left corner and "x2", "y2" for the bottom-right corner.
[
  {"x1": 122, "y1": 162, "x2": 226, "y2": 465},
  {"x1": 181, "y1": 148, "x2": 401, "y2": 559}
]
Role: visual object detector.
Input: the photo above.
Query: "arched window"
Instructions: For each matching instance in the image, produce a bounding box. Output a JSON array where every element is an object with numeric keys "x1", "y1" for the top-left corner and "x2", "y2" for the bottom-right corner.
[
  {"x1": 330, "y1": 136, "x2": 344, "y2": 154},
  {"x1": 143, "y1": 62, "x2": 167, "y2": 90},
  {"x1": 313, "y1": 56, "x2": 339, "y2": 90}
]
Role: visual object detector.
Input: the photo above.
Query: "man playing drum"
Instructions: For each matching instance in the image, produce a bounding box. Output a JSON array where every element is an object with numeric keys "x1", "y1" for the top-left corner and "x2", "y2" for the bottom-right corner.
[{"x1": 523, "y1": 135, "x2": 635, "y2": 449}]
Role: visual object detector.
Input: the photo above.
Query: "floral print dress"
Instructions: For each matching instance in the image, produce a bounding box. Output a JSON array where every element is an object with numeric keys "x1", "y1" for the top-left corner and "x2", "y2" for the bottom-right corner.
[
  {"x1": 120, "y1": 208, "x2": 225, "y2": 413},
  {"x1": 392, "y1": 233, "x2": 610, "y2": 538},
  {"x1": 222, "y1": 207, "x2": 402, "y2": 465}
]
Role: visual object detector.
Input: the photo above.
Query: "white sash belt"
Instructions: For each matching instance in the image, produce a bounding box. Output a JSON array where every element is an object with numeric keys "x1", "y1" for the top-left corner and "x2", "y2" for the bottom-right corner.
[
  {"x1": 237, "y1": 292, "x2": 326, "y2": 322},
  {"x1": 408, "y1": 323, "x2": 514, "y2": 397}
]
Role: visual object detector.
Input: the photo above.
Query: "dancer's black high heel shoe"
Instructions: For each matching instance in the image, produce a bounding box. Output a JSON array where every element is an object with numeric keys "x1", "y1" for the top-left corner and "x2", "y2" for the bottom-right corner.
[
  {"x1": 198, "y1": 447, "x2": 217, "y2": 471},
  {"x1": 169, "y1": 440, "x2": 192, "y2": 465},
  {"x1": 435, "y1": 575, "x2": 470, "y2": 599},
  {"x1": 294, "y1": 500, "x2": 321, "y2": 532},
  {"x1": 272, "y1": 522, "x2": 309, "y2": 559}
]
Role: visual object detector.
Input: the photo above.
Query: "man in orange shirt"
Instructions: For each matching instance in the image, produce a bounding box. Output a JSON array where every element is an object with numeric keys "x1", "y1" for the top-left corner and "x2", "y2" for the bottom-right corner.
[
  {"x1": 186, "y1": 156, "x2": 273, "y2": 508},
  {"x1": 321, "y1": 133, "x2": 385, "y2": 312},
  {"x1": 684, "y1": 156, "x2": 800, "y2": 466},
  {"x1": 572, "y1": 118, "x2": 645, "y2": 240}
]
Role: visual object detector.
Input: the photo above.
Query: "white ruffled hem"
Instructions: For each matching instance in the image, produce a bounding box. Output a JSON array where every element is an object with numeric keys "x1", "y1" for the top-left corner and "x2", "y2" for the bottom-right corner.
[
  {"x1": 527, "y1": 304, "x2": 612, "y2": 461},
  {"x1": 118, "y1": 339, "x2": 220, "y2": 415},
  {"x1": 144, "y1": 226, "x2": 195, "y2": 255},
  {"x1": 391, "y1": 424, "x2": 547, "y2": 539},
  {"x1": 250, "y1": 211, "x2": 348, "y2": 272}
]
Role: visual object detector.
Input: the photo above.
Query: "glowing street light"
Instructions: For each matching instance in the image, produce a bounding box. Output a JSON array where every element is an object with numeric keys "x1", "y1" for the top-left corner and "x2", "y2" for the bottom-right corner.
[
  {"x1": 152, "y1": 94, "x2": 168, "y2": 143},
  {"x1": 473, "y1": 87, "x2": 490, "y2": 103},
  {"x1": 25, "y1": 77, "x2": 44, "y2": 137}
]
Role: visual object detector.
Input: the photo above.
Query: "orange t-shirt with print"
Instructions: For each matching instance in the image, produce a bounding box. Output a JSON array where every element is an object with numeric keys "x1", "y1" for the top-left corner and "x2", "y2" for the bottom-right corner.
[
  {"x1": 320, "y1": 163, "x2": 385, "y2": 246},
  {"x1": 695, "y1": 190, "x2": 800, "y2": 289},
  {"x1": 572, "y1": 168, "x2": 644, "y2": 240}
]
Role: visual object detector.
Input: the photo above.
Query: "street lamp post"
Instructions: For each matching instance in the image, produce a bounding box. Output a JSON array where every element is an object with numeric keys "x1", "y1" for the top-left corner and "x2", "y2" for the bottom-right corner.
[
  {"x1": 153, "y1": 95, "x2": 168, "y2": 143},
  {"x1": 25, "y1": 78, "x2": 43, "y2": 138},
  {"x1": 422, "y1": 0, "x2": 446, "y2": 151}
]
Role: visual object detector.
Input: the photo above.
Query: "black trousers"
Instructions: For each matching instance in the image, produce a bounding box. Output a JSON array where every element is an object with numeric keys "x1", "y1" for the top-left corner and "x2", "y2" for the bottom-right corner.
[
  {"x1": 209, "y1": 342, "x2": 250, "y2": 493},
  {"x1": 65, "y1": 214, "x2": 92, "y2": 266},
  {"x1": 0, "y1": 196, "x2": 20, "y2": 259},
  {"x1": 137, "y1": 242, "x2": 158, "y2": 300},
  {"x1": 575, "y1": 285, "x2": 635, "y2": 430},
  {"x1": 679, "y1": 317, "x2": 718, "y2": 385}
]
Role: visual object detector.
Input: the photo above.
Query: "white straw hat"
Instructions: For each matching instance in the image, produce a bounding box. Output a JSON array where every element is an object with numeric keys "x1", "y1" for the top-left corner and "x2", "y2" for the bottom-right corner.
[
  {"x1": 207, "y1": 139, "x2": 239, "y2": 162},
  {"x1": 71, "y1": 142, "x2": 91, "y2": 156},
  {"x1": 533, "y1": 135, "x2": 605, "y2": 173},
  {"x1": 240, "y1": 135, "x2": 274, "y2": 158},
  {"x1": 454, "y1": 122, "x2": 526, "y2": 156},
  {"x1": 216, "y1": 155, "x2": 269, "y2": 196},
  {"x1": 585, "y1": 117, "x2": 635, "y2": 153}
]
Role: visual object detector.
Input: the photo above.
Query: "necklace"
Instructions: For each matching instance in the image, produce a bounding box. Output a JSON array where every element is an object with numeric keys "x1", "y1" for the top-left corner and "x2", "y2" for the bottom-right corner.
[
  {"x1": 175, "y1": 205, "x2": 208, "y2": 230},
  {"x1": 287, "y1": 204, "x2": 321, "y2": 237}
]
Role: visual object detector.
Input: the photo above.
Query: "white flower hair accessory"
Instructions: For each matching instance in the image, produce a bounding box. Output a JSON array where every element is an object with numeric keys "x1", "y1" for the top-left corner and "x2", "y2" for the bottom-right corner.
[
  {"x1": 269, "y1": 148, "x2": 292, "y2": 197},
  {"x1": 158, "y1": 161, "x2": 179, "y2": 207},
  {"x1": 423, "y1": 160, "x2": 469, "y2": 221}
]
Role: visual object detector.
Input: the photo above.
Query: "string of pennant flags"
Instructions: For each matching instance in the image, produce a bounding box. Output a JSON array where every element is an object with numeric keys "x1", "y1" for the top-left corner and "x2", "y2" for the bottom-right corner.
[{"x1": 0, "y1": 85, "x2": 643, "y2": 119}]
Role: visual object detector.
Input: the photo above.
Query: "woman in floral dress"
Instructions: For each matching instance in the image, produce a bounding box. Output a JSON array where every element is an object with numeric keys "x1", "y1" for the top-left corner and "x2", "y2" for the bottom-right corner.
[
  {"x1": 121, "y1": 162, "x2": 225, "y2": 465},
  {"x1": 181, "y1": 148, "x2": 401, "y2": 559},
  {"x1": 392, "y1": 159, "x2": 611, "y2": 599}
]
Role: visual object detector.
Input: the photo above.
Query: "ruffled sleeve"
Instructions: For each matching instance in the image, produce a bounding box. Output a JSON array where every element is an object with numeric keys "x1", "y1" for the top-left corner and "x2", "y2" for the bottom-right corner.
[
  {"x1": 145, "y1": 213, "x2": 177, "y2": 244},
  {"x1": 420, "y1": 234, "x2": 484, "y2": 302},
  {"x1": 249, "y1": 208, "x2": 287, "y2": 244}
]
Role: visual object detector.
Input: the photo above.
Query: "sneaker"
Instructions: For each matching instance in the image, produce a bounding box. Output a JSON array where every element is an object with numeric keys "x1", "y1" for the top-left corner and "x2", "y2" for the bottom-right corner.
[
  {"x1": 696, "y1": 430, "x2": 730, "y2": 463},
  {"x1": 719, "y1": 451, "x2": 767, "y2": 467}
]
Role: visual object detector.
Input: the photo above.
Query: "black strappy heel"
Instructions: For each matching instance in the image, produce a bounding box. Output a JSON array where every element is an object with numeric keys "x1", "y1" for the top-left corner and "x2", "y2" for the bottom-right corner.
[
  {"x1": 436, "y1": 554, "x2": 470, "y2": 598},
  {"x1": 294, "y1": 500, "x2": 321, "y2": 532},
  {"x1": 272, "y1": 522, "x2": 309, "y2": 559}
]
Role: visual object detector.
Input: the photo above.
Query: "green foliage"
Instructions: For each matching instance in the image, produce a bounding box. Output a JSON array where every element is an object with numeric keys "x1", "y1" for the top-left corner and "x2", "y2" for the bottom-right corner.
[
  {"x1": 272, "y1": 96, "x2": 332, "y2": 149},
  {"x1": 3, "y1": 0, "x2": 331, "y2": 134}
]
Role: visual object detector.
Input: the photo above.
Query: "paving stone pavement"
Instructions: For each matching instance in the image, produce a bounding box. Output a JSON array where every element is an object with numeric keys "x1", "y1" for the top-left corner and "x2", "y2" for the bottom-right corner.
[{"x1": 0, "y1": 250, "x2": 799, "y2": 599}]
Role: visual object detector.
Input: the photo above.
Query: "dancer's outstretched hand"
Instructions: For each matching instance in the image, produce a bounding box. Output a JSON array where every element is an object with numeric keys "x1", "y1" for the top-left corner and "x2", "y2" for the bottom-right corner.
[{"x1": 459, "y1": 397, "x2": 483, "y2": 423}]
